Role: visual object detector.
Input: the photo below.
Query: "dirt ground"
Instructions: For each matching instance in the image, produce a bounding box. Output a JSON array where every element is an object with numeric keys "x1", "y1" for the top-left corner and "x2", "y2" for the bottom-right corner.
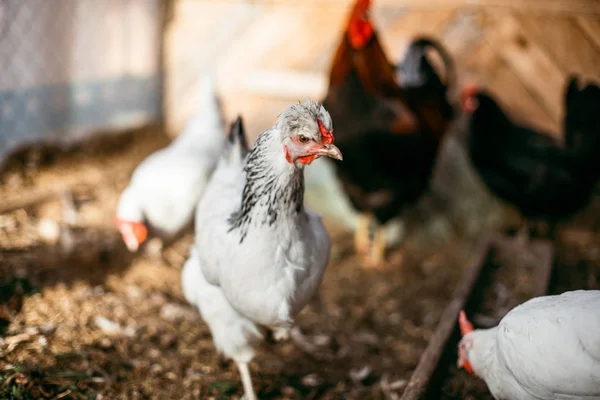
[{"x1": 0, "y1": 127, "x2": 599, "y2": 400}]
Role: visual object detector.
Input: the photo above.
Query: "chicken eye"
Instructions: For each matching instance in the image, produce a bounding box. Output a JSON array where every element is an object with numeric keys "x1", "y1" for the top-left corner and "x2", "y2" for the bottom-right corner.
[{"x1": 298, "y1": 135, "x2": 309, "y2": 144}]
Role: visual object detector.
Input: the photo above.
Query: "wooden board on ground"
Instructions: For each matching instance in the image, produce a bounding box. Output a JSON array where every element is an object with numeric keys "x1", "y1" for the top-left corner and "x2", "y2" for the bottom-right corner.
[
  {"x1": 400, "y1": 238, "x2": 491, "y2": 400},
  {"x1": 401, "y1": 235, "x2": 555, "y2": 399}
]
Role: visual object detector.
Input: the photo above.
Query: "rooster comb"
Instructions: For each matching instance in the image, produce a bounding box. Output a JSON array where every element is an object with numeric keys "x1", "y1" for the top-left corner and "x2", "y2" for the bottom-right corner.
[{"x1": 355, "y1": 0, "x2": 371, "y2": 13}]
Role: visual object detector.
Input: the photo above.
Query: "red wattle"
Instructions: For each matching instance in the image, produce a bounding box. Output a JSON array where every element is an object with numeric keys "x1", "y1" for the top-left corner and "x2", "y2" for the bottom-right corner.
[
  {"x1": 284, "y1": 145, "x2": 293, "y2": 163},
  {"x1": 297, "y1": 155, "x2": 317, "y2": 165}
]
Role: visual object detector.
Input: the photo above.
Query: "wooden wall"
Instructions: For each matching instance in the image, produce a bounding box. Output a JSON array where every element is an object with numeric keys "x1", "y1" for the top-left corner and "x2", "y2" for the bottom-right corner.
[{"x1": 164, "y1": 0, "x2": 600, "y2": 141}]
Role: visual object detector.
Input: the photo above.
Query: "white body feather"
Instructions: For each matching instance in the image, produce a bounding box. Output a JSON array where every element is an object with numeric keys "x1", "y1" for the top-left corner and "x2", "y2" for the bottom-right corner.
[
  {"x1": 181, "y1": 247, "x2": 262, "y2": 363},
  {"x1": 116, "y1": 73, "x2": 225, "y2": 238},
  {"x1": 466, "y1": 290, "x2": 600, "y2": 400}
]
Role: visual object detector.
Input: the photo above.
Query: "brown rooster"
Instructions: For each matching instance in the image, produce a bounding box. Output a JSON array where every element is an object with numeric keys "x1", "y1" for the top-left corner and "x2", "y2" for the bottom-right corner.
[{"x1": 322, "y1": 0, "x2": 453, "y2": 268}]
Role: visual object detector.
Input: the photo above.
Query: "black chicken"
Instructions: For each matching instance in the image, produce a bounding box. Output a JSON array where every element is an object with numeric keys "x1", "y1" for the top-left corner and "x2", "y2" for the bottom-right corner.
[
  {"x1": 322, "y1": 0, "x2": 454, "y2": 268},
  {"x1": 460, "y1": 79, "x2": 600, "y2": 241}
]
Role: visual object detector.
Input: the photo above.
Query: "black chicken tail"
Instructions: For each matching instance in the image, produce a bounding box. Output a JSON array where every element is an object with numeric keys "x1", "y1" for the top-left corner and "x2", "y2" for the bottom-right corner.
[
  {"x1": 226, "y1": 115, "x2": 250, "y2": 162},
  {"x1": 397, "y1": 36, "x2": 455, "y2": 91},
  {"x1": 564, "y1": 75, "x2": 600, "y2": 174}
]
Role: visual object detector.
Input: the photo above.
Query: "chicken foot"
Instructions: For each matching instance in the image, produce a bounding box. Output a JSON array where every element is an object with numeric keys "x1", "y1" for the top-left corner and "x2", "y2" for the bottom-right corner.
[
  {"x1": 237, "y1": 362, "x2": 257, "y2": 400},
  {"x1": 354, "y1": 213, "x2": 372, "y2": 255}
]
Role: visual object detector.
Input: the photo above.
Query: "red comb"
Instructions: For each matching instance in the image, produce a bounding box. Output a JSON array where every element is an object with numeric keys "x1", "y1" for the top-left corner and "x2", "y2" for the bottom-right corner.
[
  {"x1": 317, "y1": 119, "x2": 334, "y2": 145},
  {"x1": 459, "y1": 310, "x2": 474, "y2": 336},
  {"x1": 461, "y1": 82, "x2": 479, "y2": 99}
]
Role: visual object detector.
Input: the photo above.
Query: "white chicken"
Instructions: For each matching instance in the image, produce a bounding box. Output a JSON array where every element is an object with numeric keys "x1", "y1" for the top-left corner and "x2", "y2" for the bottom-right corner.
[
  {"x1": 115, "y1": 72, "x2": 225, "y2": 251},
  {"x1": 182, "y1": 102, "x2": 343, "y2": 400},
  {"x1": 458, "y1": 290, "x2": 600, "y2": 400}
]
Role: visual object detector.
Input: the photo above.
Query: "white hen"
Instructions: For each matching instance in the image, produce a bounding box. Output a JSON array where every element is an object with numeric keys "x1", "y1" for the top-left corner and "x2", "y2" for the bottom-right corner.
[
  {"x1": 115, "y1": 72, "x2": 225, "y2": 251},
  {"x1": 458, "y1": 290, "x2": 600, "y2": 400},
  {"x1": 183, "y1": 102, "x2": 343, "y2": 400}
]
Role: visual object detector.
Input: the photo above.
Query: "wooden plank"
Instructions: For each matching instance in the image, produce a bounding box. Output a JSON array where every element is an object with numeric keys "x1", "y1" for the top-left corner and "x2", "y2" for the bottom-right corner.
[
  {"x1": 255, "y1": 9, "x2": 342, "y2": 71},
  {"x1": 437, "y1": 10, "x2": 557, "y2": 133},
  {"x1": 400, "y1": 238, "x2": 491, "y2": 400},
  {"x1": 482, "y1": 11, "x2": 565, "y2": 129},
  {"x1": 517, "y1": 14, "x2": 600, "y2": 82},
  {"x1": 438, "y1": 9, "x2": 486, "y2": 57},
  {"x1": 240, "y1": 70, "x2": 325, "y2": 99},
  {"x1": 184, "y1": 0, "x2": 600, "y2": 15},
  {"x1": 575, "y1": 17, "x2": 600, "y2": 56},
  {"x1": 0, "y1": 181, "x2": 102, "y2": 216},
  {"x1": 164, "y1": 1, "x2": 263, "y2": 135},
  {"x1": 382, "y1": 10, "x2": 457, "y2": 62},
  {"x1": 217, "y1": 7, "x2": 328, "y2": 97},
  {"x1": 223, "y1": 96, "x2": 295, "y2": 142}
]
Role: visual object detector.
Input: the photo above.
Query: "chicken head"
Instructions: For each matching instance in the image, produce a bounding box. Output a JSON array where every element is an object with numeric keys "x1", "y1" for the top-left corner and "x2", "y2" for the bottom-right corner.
[
  {"x1": 457, "y1": 310, "x2": 476, "y2": 375},
  {"x1": 279, "y1": 100, "x2": 343, "y2": 165}
]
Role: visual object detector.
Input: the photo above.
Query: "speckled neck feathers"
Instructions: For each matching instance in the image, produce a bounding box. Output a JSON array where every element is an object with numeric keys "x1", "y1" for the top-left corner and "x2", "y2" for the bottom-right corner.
[{"x1": 228, "y1": 128, "x2": 304, "y2": 243}]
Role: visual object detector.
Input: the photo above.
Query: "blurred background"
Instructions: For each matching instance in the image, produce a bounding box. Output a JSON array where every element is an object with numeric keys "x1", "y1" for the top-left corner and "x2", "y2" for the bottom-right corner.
[{"x1": 0, "y1": 0, "x2": 599, "y2": 399}]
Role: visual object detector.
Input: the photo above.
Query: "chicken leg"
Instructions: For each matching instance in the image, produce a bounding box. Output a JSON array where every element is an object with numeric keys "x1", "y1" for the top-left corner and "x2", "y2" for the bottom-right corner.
[
  {"x1": 237, "y1": 362, "x2": 257, "y2": 400},
  {"x1": 354, "y1": 213, "x2": 372, "y2": 255},
  {"x1": 363, "y1": 225, "x2": 389, "y2": 270}
]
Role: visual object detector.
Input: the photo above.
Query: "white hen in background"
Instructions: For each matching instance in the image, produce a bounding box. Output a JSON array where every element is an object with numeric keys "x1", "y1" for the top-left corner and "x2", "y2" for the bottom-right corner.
[
  {"x1": 458, "y1": 290, "x2": 600, "y2": 400},
  {"x1": 115, "y1": 72, "x2": 226, "y2": 252},
  {"x1": 182, "y1": 102, "x2": 343, "y2": 400}
]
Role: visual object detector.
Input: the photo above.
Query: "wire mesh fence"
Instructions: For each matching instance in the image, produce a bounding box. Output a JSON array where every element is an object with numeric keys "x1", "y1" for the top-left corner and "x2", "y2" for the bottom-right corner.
[{"x1": 0, "y1": 0, "x2": 163, "y2": 165}]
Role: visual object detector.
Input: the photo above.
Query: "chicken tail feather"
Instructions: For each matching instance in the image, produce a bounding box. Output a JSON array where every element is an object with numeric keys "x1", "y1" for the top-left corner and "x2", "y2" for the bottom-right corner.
[
  {"x1": 194, "y1": 70, "x2": 225, "y2": 128},
  {"x1": 399, "y1": 36, "x2": 455, "y2": 90},
  {"x1": 226, "y1": 115, "x2": 249, "y2": 161}
]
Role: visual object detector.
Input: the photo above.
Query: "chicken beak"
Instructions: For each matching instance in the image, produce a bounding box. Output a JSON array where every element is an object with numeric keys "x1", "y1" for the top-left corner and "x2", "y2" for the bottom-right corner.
[
  {"x1": 317, "y1": 144, "x2": 343, "y2": 161},
  {"x1": 123, "y1": 232, "x2": 140, "y2": 252},
  {"x1": 114, "y1": 218, "x2": 148, "y2": 252},
  {"x1": 459, "y1": 310, "x2": 474, "y2": 336}
]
